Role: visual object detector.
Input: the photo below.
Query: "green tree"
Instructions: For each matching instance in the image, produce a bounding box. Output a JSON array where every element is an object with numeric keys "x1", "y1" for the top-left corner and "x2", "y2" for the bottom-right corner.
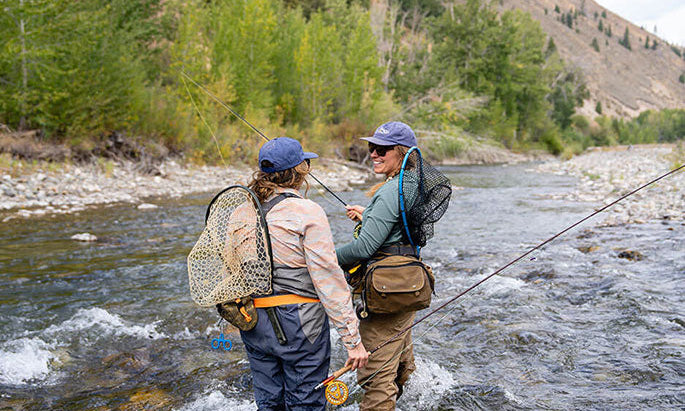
[
  {"x1": 645, "y1": 36, "x2": 650, "y2": 49},
  {"x1": 0, "y1": 0, "x2": 155, "y2": 137},
  {"x1": 548, "y1": 66, "x2": 588, "y2": 130},
  {"x1": 430, "y1": 1, "x2": 572, "y2": 146},
  {"x1": 591, "y1": 38, "x2": 600, "y2": 52},
  {"x1": 598, "y1": 19, "x2": 603, "y2": 32},
  {"x1": 619, "y1": 27, "x2": 631, "y2": 50},
  {"x1": 295, "y1": 12, "x2": 343, "y2": 123},
  {"x1": 595, "y1": 101, "x2": 602, "y2": 114},
  {"x1": 211, "y1": 0, "x2": 279, "y2": 115},
  {"x1": 339, "y1": 5, "x2": 384, "y2": 118}
]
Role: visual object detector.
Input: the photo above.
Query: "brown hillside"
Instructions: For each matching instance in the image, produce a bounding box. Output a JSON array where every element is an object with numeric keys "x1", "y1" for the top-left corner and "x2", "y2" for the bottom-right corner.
[{"x1": 499, "y1": 0, "x2": 685, "y2": 118}]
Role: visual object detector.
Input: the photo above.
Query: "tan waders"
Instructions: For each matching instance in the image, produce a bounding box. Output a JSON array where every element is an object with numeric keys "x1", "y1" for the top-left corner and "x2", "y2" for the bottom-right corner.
[{"x1": 357, "y1": 311, "x2": 416, "y2": 411}]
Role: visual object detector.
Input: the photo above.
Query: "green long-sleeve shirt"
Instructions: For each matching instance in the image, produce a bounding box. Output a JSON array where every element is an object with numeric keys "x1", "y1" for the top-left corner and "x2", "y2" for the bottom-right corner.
[{"x1": 336, "y1": 173, "x2": 416, "y2": 266}]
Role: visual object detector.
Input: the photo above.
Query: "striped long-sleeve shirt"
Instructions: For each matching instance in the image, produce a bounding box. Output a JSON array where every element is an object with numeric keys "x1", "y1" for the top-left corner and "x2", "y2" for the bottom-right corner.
[{"x1": 266, "y1": 187, "x2": 361, "y2": 349}]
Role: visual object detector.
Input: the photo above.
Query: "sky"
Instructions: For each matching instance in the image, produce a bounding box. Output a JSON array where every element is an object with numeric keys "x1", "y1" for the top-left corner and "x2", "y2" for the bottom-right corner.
[{"x1": 594, "y1": 0, "x2": 685, "y2": 46}]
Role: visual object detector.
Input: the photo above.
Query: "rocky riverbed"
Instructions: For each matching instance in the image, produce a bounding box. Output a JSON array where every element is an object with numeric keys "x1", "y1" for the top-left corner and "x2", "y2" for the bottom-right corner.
[
  {"x1": 536, "y1": 144, "x2": 684, "y2": 225},
  {"x1": 0, "y1": 157, "x2": 373, "y2": 222},
  {"x1": 2, "y1": 144, "x2": 682, "y2": 224}
]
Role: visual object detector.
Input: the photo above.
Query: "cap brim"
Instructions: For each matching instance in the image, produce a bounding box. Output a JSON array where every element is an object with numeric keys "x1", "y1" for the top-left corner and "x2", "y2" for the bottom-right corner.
[
  {"x1": 303, "y1": 152, "x2": 318, "y2": 160},
  {"x1": 359, "y1": 136, "x2": 396, "y2": 146}
]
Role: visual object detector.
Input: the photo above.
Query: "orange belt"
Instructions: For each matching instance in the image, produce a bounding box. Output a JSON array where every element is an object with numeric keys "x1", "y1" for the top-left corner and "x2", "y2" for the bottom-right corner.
[{"x1": 253, "y1": 294, "x2": 320, "y2": 308}]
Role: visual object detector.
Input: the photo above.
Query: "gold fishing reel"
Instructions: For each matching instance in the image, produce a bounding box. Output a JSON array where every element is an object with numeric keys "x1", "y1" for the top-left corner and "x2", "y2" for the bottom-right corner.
[{"x1": 324, "y1": 380, "x2": 349, "y2": 406}]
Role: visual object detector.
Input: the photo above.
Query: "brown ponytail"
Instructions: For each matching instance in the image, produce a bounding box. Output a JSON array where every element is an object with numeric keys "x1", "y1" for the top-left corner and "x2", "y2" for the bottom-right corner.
[{"x1": 248, "y1": 161, "x2": 311, "y2": 203}]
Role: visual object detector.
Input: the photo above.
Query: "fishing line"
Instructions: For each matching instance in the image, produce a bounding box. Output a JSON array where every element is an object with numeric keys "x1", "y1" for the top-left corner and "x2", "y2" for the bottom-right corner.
[
  {"x1": 369, "y1": 162, "x2": 684, "y2": 355},
  {"x1": 349, "y1": 291, "x2": 469, "y2": 398},
  {"x1": 179, "y1": 70, "x2": 348, "y2": 207},
  {"x1": 320, "y1": 163, "x2": 685, "y2": 399},
  {"x1": 181, "y1": 75, "x2": 228, "y2": 168}
]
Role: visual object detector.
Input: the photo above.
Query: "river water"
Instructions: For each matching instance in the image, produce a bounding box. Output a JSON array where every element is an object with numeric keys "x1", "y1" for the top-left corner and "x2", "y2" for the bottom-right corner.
[{"x1": 1, "y1": 163, "x2": 682, "y2": 410}]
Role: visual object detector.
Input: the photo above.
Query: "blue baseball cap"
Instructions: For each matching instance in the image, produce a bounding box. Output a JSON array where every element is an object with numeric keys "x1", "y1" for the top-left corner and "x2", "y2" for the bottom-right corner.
[
  {"x1": 360, "y1": 121, "x2": 417, "y2": 147},
  {"x1": 258, "y1": 137, "x2": 318, "y2": 173}
]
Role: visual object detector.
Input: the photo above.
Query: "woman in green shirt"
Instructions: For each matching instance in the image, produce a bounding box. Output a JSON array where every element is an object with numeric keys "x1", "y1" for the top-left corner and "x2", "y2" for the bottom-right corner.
[{"x1": 336, "y1": 121, "x2": 419, "y2": 411}]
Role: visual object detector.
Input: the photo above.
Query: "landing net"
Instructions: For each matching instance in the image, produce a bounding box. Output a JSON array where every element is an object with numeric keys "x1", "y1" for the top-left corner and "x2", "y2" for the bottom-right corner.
[
  {"x1": 187, "y1": 186, "x2": 272, "y2": 307},
  {"x1": 400, "y1": 148, "x2": 452, "y2": 248}
]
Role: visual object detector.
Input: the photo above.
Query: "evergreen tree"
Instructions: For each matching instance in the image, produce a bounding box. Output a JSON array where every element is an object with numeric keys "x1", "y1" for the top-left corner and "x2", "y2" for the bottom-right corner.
[
  {"x1": 591, "y1": 38, "x2": 600, "y2": 52},
  {"x1": 555, "y1": 5, "x2": 560, "y2": 13},
  {"x1": 601, "y1": 10, "x2": 607, "y2": 18},
  {"x1": 606, "y1": 25, "x2": 612, "y2": 37},
  {"x1": 619, "y1": 27, "x2": 631, "y2": 50},
  {"x1": 645, "y1": 36, "x2": 650, "y2": 49},
  {"x1": 595, "y1": 101, "x2": 602, "y2": 114},
  {"x1": 545, "y1": 37, "x2": 557, "y2": 57},
  {"x1": 598, "y1": 20, "x2": 603, "y2": 32}
]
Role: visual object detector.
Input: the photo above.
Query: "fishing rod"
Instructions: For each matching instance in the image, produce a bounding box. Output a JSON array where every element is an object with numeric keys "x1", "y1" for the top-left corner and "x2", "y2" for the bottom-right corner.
[
  {"x1": 317, "y1": 162, "x2": 685, "y2": 394},
  {"x1": 179, "y1": 70, "x2": 348, "y2": 207}
]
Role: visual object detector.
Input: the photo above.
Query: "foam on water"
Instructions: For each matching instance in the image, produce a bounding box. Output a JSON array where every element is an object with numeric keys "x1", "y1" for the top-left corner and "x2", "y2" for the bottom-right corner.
[
  {"x1": 397, "y1": 356, "x2": 456, "y2": 410},
  {"x1": 476, "y1": 275, "x2": 526, "y2": 298},
  {"x1": 178, "y1": 385, "x2": 257, "y2": 411},
  {"x1": 44, "y1": 307, "x2": 166, "y2": 340},
  {"x1": 0, "y1": 337, "x2": 57, "y2": 385},
  {"x1": 0, "y1": 307, "x2": 166, "y2": 386},
  {"x1": 173, "y1": 327, "x2": 198, "y2": 340}
]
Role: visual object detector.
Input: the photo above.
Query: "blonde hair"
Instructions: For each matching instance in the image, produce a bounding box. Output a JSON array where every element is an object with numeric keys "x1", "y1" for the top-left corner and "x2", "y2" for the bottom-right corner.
[
  {"x1": 248, "y1": 161, "x2": 310, "y2": 203},
  {"x1": 366, "y1": 145, "x2": 413, "y2": 197}
]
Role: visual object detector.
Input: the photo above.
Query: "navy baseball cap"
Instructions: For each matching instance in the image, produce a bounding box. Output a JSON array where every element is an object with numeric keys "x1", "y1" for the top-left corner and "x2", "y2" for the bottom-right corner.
[
  {"x1": 258, "y1": 137, "x2": 318, "y2": 173},
  {"x1": 360, "y1": 121, "x2": 417, "y2": 147}
]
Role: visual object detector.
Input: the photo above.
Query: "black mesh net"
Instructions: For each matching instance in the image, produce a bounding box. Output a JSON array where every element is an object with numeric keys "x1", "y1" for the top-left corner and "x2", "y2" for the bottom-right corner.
[{"x1": 400, "y1": 150, "x2": 452, "y2": 248}]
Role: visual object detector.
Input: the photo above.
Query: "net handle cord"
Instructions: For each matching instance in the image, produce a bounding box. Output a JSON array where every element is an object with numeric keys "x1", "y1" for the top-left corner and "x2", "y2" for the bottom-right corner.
[
  {"x1": 398, "y1": 146, "x2": 421, "y2": 257},
  {"x1": 180, "y1": 70, "x2": 347, "y2": 208}
]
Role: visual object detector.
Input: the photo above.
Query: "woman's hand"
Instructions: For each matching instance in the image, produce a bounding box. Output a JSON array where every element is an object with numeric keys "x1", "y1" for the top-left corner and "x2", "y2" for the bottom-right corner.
[
  {"x1": 345, "y1": 205, "x2": 365, "y2": 222},
  {"x1": 345, "y1": 341, "x2": 369, "y2": 370}
]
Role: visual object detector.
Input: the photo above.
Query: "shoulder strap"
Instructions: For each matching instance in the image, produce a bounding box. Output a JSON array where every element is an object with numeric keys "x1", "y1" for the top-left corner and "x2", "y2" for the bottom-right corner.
[{"x1": 261, "y1": 192, "x2": 299, "y2": 215}]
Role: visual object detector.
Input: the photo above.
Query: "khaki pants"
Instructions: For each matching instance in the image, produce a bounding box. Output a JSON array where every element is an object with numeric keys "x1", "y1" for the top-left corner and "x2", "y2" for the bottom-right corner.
[{"x1": 357, "y1": 311, "x2": 416, "y2": 411}]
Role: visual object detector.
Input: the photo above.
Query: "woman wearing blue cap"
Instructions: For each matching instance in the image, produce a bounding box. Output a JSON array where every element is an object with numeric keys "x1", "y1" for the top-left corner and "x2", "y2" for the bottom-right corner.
[
  {"x1": 242, "y1": 137, "x2": 368, "y2": 410},
  {"x1": 335, "y1": 121, "x2": 420, "y2": 410}
]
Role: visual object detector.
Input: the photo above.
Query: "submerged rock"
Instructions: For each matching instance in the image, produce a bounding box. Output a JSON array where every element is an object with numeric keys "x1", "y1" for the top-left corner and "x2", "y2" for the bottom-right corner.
[
  {"x1": 617, "y1": 250, "x2": 644, "y2": 261},
  {"x1": 71, "y1": 233, "x2": 98, "y2": 242},
  {"x1": 577, "y1": 245, "x2": 600, "y2": 253}
]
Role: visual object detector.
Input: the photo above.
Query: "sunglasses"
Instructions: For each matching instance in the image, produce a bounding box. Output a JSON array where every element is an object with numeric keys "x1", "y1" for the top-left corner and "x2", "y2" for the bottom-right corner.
[{"x1": 368, "y1": 143, "x2": 395, "y2": 156}]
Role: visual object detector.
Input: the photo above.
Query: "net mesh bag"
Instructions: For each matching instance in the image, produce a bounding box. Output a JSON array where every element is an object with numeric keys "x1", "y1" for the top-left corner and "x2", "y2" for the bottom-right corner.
[
  {"x1": 400, "y1": 149, "x2": 452, "y2": 247},
  {"x1": 187, "y1": 186, "x2": 272, "y2": 307}
]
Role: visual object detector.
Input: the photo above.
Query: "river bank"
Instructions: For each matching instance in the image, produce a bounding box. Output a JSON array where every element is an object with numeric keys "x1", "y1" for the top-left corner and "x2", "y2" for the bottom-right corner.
[
  {"x1": 1, "y1": 144, "x2": 682, "y2": 224},
  {"x1": 536, "y1": 144, "x2": 684, "y2": 225},
  {"x1": 0, "y1": 155, "x2": 372, "y2": 222}
]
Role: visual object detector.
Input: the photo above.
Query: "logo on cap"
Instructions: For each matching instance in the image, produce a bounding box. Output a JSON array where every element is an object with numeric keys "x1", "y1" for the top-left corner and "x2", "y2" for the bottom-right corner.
[{"x1": 377, "y1": 126, "x2": 390, "y2": 134}]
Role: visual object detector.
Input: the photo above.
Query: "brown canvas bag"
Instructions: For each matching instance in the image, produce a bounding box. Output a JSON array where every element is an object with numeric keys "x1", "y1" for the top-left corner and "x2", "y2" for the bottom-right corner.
[{"x1": 362, "y1": 254, "x2": 435, "y2": 315}]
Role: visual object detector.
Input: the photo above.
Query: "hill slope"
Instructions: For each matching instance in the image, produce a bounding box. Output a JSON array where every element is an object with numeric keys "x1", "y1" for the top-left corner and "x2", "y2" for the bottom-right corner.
[{"x1": 501, "y1": 0, "x2": 685, "y2": 118}]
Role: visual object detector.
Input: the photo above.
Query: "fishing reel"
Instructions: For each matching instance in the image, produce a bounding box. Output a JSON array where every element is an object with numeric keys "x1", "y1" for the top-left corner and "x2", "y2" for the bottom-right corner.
[{"x1": 324, "y1": 380, "x2": 349, "y2": 406}]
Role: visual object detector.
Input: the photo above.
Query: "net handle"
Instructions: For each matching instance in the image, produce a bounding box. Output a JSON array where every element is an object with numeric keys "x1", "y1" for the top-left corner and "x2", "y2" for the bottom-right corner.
[{"x1": 398, "y1": 146, "x2": 422, "y2": 257}]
